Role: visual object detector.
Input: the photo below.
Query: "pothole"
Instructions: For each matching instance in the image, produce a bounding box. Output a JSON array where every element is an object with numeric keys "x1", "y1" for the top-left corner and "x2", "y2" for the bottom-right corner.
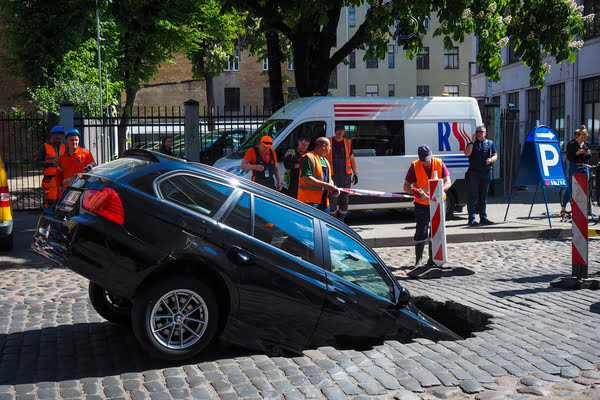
[{"x1": 412, "y1": 296, "x2": 492, "y2": 338}]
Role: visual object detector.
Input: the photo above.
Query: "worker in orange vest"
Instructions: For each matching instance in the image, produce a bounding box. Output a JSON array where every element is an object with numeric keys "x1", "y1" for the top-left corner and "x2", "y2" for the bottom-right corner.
[
  {"x1": 403, "y1": 145, "x2": 451, "y2": 267},
  {"x1": 36, "y1": 125, "x2": 66, "y2": 209},
  {"x1": 56, "y1": 129, "x2": 97, "y2": 196},
  {"x1": 327, "y1": 124, "x2": 357, "y2": 222},
  {"x1": 298, "y1": 137, "x2": 340, "y2": 213}
]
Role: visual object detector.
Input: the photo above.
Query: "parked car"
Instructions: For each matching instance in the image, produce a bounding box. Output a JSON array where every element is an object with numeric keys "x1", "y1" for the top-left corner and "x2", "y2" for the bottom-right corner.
[
  {"x1": 32, "y1": 149, "x2": 460, "y2": 361},
  {"x1": 199, "y1": 128, "x2": 250, "y2": 165},
  {"x1": 0, "y1": 155, "x2": 13, "y2": 251}
]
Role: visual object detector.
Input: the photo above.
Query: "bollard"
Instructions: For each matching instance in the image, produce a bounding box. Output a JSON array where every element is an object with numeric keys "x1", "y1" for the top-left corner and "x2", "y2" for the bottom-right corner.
[
  {"x1": 572, "y1": 173, "x2": 588, "y2": 279},
  {"x1": 429, "y1": 171, "x2": 447, "y2": 267}
]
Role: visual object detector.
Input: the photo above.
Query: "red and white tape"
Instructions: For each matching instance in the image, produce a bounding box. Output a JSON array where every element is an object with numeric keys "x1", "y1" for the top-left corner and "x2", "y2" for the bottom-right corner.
[{"x1": 339, "y1": 188, "x2": 414, "y2": 198}]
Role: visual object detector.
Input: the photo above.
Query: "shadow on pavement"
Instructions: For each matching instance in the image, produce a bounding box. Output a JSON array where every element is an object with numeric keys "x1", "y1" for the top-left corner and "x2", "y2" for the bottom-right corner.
[
  {"x1": 591, "y1": 302, "x2": 600, "y2": 314},
  {"x1": 494, "y1": 273, "x2": 565, "y2": 284},
  {"x1": 489, "y1": 286, "x2": 568, "y2": 298}
]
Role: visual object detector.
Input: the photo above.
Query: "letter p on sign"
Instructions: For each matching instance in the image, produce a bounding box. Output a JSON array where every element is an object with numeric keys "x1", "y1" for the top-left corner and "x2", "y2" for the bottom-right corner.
[{"x1": 538, "y1": 144, "x2": 559, "y2": 177}]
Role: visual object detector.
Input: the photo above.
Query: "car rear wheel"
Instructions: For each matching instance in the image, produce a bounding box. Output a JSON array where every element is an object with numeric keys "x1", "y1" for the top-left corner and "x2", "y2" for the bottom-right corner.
[
  {"x1": 131, "y1": 277, "x2": 218, "y2": 361},
  {"x1": 0, "y1": 231, "x2": 13, "y2": 252},
  {"x1": 88, "y1": 281, "x2": 132, "y2": 325}
]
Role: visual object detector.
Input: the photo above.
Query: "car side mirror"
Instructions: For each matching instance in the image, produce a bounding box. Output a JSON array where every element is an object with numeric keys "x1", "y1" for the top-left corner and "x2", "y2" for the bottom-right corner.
[{"x1": 396, "y1": 287, "x2": 411, "y2": 307}]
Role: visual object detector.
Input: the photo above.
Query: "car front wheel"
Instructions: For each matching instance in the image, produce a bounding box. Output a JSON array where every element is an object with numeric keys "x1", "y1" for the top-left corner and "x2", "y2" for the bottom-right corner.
[
  {"x1": 131, "y1": 277, "x2": 218, "y2": 361},
  {"x1": 88, "y1": 281, "x2": 132, "y2": 325}
]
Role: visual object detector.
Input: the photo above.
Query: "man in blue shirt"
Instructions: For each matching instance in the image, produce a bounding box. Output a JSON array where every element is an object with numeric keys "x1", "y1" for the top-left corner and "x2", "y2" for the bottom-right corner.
[{"x1": 464, "y1": 124, "x2": 497, "y2": 226}]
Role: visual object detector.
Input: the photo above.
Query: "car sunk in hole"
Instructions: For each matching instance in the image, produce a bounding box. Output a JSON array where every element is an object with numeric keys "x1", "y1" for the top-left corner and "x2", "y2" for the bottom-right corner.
[{"x1": 32, "y1": 149, "x2": 460, "y2": 361}]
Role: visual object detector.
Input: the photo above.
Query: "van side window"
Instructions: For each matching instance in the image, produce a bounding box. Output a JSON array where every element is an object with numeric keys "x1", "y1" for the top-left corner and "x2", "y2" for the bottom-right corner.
[
  {"x1": 277, "y1": 121, "x2": 327, "y2": 159},
  {"x1": 338, "y1": 121, "x2": 404, "y2": 157}
]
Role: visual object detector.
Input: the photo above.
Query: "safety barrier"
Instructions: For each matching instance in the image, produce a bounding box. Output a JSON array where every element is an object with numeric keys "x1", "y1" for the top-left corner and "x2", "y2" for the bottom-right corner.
[{"x1": 572, "y1": 173, "x2": 588, "y2": 279}]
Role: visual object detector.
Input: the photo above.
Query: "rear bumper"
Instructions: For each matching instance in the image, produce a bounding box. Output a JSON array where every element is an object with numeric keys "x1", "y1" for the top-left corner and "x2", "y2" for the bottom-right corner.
[
  {"x1": 31, "y1": 213, "x2": 68, "y2": 266},
  {"x1": 0, "y1": 219, "x2": 13, "y2": 237}
]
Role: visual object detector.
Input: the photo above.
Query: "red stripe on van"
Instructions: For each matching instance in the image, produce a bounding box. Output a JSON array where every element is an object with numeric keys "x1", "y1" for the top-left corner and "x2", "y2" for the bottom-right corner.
[
  {"x1": 334, "y1": 108, "x2": 393, "y2": 112},
  {"x1": 334, "y1": 104, "x2": 406, "y2": 108},
  {"x1": 334, "y1": 113, "x2": 376, "y2": 117}
]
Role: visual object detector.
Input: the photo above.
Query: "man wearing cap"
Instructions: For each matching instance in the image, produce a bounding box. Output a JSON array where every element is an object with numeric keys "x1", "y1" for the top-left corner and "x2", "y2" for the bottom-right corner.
[
  {"x1": 327, "y1": 124, "x2": 357, "y2": 222},
  {"x1": 240, "y1": 135, "x2": 282, "y2": 190},
  {"x1": 298, "y1": 137, "x2": 339, "y2": 213},
  {"x1": 56, "y1": 128, "x2": 97, "y2": 196},
  {"x1": 403, "y1": 144, "x2": 451, "y2": 268},
  {"x1": 36, "y1": 125, "x2": 66, "y2": 208}
]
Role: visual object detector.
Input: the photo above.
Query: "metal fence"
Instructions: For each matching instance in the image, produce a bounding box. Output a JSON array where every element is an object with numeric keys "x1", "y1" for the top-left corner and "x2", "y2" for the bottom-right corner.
[
  {"x1": 1, "y1": 105, "x2": 271, "y2": 210},
  {"x1": 499, "y1": 109, "x2": 522, "y2": 198}
]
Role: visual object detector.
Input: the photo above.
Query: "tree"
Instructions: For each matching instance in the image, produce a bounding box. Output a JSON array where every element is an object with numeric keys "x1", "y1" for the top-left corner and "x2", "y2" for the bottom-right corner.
[{"x1": 226, "y1": 0, "x2": 592, "y2": 97}]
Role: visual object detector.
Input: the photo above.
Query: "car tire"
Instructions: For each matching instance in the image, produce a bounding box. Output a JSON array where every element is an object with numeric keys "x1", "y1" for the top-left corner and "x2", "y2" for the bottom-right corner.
[
  {"x1": 0, "y1": 231, "x2": 13, "y2": 252},
  {"x1": 88, "y1": 281, "x2": 132, "y2": 325},
  {"x1": 131, "y1": 277, "x2": 219, "y2": 361},
  {"x1": 445, "y1": 190, "x2": 456, "y2": 220}
]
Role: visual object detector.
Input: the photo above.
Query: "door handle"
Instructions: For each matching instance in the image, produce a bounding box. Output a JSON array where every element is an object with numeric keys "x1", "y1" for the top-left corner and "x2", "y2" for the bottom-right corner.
[{"x1": 229, "y1": 246, "x2": 253, "y2": 264}]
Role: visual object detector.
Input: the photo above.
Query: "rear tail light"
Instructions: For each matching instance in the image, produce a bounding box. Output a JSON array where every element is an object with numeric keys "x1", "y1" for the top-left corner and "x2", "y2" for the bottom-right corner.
[
  {"x1": 0, "y1": 186, "x2": 10, "y2": 208},
  {"x1": 82, "y1": 187, "x2": 125, "y2": 225}
]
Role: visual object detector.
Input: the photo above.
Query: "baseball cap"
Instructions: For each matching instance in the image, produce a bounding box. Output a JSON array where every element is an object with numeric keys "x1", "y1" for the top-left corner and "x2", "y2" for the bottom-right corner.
[
  {"x1": 418, "y1": 144, "x2": 432, "y2": 162},
  {"x1": 66, "y1": 128, "x2": 80, "y2": 138},
  {"x1": 260, "y1": 136, "x2": 273, "y2": 147}
]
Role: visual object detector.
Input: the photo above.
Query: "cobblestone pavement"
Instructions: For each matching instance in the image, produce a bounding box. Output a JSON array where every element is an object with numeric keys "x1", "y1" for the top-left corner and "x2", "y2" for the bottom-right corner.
[{"x1": 1, "y1": 238, "x2": 600, "y2": 399}]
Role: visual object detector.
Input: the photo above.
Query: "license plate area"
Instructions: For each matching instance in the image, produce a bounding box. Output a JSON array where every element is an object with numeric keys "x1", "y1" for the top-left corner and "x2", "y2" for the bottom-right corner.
[{"x1": 60, "y1": 190, "x2": 82, "y2": 208}]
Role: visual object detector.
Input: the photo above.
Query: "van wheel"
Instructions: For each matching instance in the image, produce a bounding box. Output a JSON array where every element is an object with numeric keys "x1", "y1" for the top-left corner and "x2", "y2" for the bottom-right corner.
[
  {"x1": 0, "y1": 231, "x2": 13, "y2": 252},
  {"x1": 445, "y1": 191, "x2": 456, "y2": 220},
  {"x1": 131, "y1": 277, "x2": 219, "y2": 361}
]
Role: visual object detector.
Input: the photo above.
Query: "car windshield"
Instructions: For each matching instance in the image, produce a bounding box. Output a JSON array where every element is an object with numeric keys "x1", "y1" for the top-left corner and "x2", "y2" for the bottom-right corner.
[{"x1": 235, "y1": 119, "x2": 293, "y2": 155}]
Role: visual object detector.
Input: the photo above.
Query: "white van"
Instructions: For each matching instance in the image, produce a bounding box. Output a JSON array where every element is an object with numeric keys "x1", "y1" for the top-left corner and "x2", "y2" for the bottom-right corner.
[{"x1": 213, "y1": 96, "x2": 483, "y2": 217}]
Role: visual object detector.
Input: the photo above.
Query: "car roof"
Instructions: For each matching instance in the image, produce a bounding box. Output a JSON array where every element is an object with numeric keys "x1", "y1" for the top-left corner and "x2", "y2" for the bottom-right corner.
[{"x1": 106, "y1": 149, "x2": 362, "y2": 240}]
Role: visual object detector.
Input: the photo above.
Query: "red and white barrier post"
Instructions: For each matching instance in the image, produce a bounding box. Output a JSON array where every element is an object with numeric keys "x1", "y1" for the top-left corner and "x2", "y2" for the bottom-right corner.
[
  {"x1": 429, "y1": 172, "x2": 447, "y2": 267},
  {"x1": 572, "y1": 173, "x2": 588, "y2": 279}
]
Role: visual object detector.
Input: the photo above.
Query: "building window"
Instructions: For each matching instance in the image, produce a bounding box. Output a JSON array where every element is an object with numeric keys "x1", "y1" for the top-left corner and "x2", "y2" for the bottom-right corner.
[
  {"x1": 349, "y1": 51, "x2": 356, "y2": 69},
  {"x1": 417, "y1": 85, "x2": 429, "y2": 96},
  {"x1": 444, "y1": 47, "x2": 459, "y2": 69},
  {"x1": 366, "y1": 55, "x2": 378, "y2": 69},
  {"x1": 224, "y1": 88, "x2": 240, "y2": 112},
  {"x1": 550, "y1": 83, "x2": 565, "y2": 145},
  {"x1": 329, "y1": 67, "x2": 337, "y2": 89},
  {"x1": 287, "y1": 61, "x2": 294, "y2": 70},
  {"x1": 388, "y1": 84, "x2": 395, "y2": 97},
  {"x1": 582, "y1": 77, "x2": 600, "y2": 145},
  {"x1": 443, "y1": 85, "x2": 459, "y2": 96},
  {"x1": 262, "y1": 59, "x2": 269, "y2": 71},
  {"x1": 349, "y1": 6, "x2": 355, "y2": 27},
  {"x1": 423, "y1": 16, "x2": 430, "y2": 30},
  {"x1": 224, "y1": 56, "x2": 239, "y2": 71},
  {"x1": 416, "y1": 47, "x2": 429, "y2": 69},
  {"x1": 527, "y1": 89, "x2": 541, "y2": 131},
  {"x1": 584, "y1": 0, "x2": 600, "y2": 39},
  {"x1": 263, "y1": 88, "x2": 271, "y2": 113},
  {"x1": 507, "y1": 92, "x2": 519, "y2": 112},
  {"x1": 366, "y1": 85, "x2": 378, "y2": 97},
  {"x1": 349, "y1": 85, "x2": 356, "y2": 97},
  {"x1": 388, "y1": 45, "x2": 395, "y2": 68},
  {"x1": 507, "y1": 37, "x2": 520, "y2": 64}
]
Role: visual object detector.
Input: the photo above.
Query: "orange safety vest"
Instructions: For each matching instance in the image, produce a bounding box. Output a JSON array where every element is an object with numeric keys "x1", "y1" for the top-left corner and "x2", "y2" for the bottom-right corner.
[
  {"x1": 412, "y1": 158, "x2": 445, "y2": 206},
  {"x1": 57, "y1": 147, "x2": 97, "y2": 187},
  {"x1": 297, "y1": 152, "x2": 333, "y2": 205},
  {"x1": 328, "y1": 137, "x2": 352, "y2": 175},
  {"x1": 43, "y1": 143, "x2": 66, "y2": 176}
]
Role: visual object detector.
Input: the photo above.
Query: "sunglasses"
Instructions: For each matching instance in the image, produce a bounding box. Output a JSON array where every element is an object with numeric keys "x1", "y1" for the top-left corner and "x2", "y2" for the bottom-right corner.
[{"x1": 476, "y1": 130, "x2": 486, "y2": 134}]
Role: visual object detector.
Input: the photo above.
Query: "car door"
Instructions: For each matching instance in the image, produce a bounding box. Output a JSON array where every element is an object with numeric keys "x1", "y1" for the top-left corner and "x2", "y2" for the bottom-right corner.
[
  {"x1": 220, "y1": 193, "x2": 328, "y2": 351},
  {"x1": 311, "y1": 223, "x2": 419, "y2": 347}
]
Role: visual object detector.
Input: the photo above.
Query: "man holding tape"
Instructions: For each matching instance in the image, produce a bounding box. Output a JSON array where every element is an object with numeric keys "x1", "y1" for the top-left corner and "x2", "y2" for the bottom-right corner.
[
  {"x1": 403, "y1": 145, "x2": 451, "y2": 268},
  {"x1": 298, "y1": 137, "x2": 340, "y2": 213}
]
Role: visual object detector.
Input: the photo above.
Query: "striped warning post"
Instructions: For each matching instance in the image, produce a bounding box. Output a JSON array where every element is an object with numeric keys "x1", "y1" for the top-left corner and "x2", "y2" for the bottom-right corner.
[
  {"x1": 572, "y1": 173, "x2": 588, "y2": 279},
  {"x1": 429, "y1": 174, "x2": 447, "y2": 266}
]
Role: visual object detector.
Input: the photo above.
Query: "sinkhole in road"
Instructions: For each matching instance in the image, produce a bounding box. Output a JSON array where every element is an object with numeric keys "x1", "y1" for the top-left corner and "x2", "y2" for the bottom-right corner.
[{"x1": 412, "y1": 296, "x2": 492, "y2": 339}]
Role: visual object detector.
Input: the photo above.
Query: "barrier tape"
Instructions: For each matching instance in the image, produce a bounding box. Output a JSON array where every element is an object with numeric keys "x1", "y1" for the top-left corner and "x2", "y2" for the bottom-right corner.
[{"x1": 339, "y1": 188, "x2": 414, "y2": 198}]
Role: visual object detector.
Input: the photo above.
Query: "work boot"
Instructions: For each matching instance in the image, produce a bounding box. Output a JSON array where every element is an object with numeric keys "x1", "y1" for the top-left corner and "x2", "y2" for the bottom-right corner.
[
  {"x1": 338, "y1": 210, "x2": 348, "y2": 223},
  {"x1": 414, "y1": 242, "x2": 426, "y2": 267},
  {"x1": 426, "y1": 241, "x2": 435, "y2": 266}
]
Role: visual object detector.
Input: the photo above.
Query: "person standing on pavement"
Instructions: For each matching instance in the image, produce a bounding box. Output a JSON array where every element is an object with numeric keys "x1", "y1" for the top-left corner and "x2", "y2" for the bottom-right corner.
[
  {"x1": 283, "y1": 136, "x2": 310, "y2": 199},
  {"x1": 327, "y1": 125, "x2": 358, "y2": 222},
  {"x1": 464, "y1": 124, "x2": 497, "y2": 226},
  {"x1": 56, "y1": 129, "x2": 97, "y2": 196},
  {"x1": 298, "y1": 137, "x2": 340, "y2": 213},
  {"x1": 560, "y1": 125, "x2": 591, "y2": 219},
  {"x1": 240, "y1": 135, "x2": 282, "y2": 191},
  {"x1": 36, "y1": 125, "x2": 66, "y2": 209},
  {"x1": 403, "y1": 145, "x2": 451, "y2": 267}
]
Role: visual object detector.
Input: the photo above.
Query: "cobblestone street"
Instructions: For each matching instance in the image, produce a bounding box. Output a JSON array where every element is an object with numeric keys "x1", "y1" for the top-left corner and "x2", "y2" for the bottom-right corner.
[{"x1": 1, "y1": 238, "x2": 600, "y2": 399}]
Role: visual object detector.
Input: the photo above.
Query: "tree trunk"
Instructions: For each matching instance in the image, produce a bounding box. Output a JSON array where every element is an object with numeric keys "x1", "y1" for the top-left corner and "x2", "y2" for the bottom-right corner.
[
  {"x1": 117, "y1": 88, "x2": 137, "y2": 155},
  {"x1": 265, "y1": 29, "x2": 285, "y2": 112}
]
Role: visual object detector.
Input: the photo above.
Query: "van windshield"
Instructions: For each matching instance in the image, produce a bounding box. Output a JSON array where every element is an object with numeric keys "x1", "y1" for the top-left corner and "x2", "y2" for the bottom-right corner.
[{"x1": 232, "y1": 119, "x2": 293, "y2": 157}]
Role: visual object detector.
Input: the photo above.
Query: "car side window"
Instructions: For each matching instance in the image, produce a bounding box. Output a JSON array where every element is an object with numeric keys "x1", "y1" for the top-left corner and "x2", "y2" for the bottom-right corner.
[
  {"x1": 159, "y1": 175, "x2": 234, "y2": 217},
  {"x1": 277, "y1": 121, "x2": 327, "y2": 159},
  {"x1": 222, "y1": 192, "x2": 251, "y2": 235},
  {"x1": 254, "y1": 197, "x2": 315, "y2": 263},
  {"x1": 326, "y1": 225, "x2": 393, "y2": 301}
]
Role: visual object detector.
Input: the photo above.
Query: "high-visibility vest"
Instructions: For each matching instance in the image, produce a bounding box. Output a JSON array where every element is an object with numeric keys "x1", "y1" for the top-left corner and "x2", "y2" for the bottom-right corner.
[
  {"x1": 328, "y1": 137, "x2": 352, "y2": 175},
  {"x1": 43, "y1": 143, "x2": 65, "y2": 176},
  {"x1": 57, "y1": 147, "x2": 97, "y2": 187},
  {"x1": 412, "y1": 158, "x2": 445, "y2": 206},
  {"x1": 298, "y1": 152, "x2": 332, "y2": 205}
]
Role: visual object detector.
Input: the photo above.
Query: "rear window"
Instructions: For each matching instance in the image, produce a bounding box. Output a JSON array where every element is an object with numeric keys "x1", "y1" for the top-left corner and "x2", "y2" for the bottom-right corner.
[{"x1": 91, "y1": 158, "x2": 153, "y2": 180}]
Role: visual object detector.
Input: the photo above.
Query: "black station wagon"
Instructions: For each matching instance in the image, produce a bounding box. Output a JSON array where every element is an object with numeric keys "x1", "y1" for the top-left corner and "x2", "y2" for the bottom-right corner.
[{"x1": 32, "y1": 149, "x2": 460, "y2": 361}]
